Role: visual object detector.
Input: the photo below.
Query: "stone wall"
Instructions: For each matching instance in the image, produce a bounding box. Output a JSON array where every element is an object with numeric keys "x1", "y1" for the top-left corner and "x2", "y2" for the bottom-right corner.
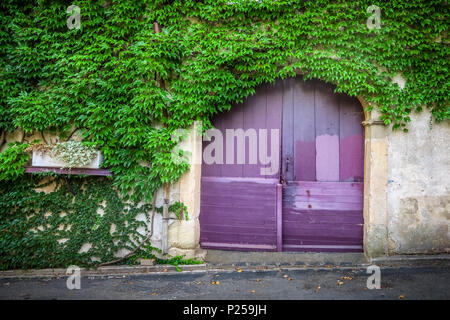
[{"x1": 386, "y1": 112, "x2": 449, "y2": 254}]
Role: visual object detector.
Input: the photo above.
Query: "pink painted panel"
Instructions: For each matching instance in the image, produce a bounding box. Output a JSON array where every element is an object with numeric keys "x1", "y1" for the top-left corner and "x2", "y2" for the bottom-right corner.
[
  {"x1": 315, "y1": 134, "x2": 340, "y2": 181},
  {"x1": 340, "y1": 134, "x2": 364, "y2": 182}
]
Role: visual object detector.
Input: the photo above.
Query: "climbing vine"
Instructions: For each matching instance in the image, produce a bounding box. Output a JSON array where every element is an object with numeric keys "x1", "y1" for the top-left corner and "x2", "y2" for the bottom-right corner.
[
  {"x1": 0, "y1": 0, "x2": 448, "y2": 268},
  {"x1": 0, "y1": 175, "x2": 152, "y2": 270}
]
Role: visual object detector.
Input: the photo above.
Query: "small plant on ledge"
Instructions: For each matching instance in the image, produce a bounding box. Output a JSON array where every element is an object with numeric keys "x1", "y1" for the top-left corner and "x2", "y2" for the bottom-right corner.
[
  {"x1": 28, "y1": 141, "x2": 100, "y2": 169},
  {"x1": 49, "y1": 141, "x2": 98, "y2": 169}
]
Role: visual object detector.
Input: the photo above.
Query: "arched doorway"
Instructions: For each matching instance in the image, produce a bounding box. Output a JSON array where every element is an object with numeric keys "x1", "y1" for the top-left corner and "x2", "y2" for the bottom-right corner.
[{"x1": 199, "y1": 77, "x2": 364, "y2": 252}]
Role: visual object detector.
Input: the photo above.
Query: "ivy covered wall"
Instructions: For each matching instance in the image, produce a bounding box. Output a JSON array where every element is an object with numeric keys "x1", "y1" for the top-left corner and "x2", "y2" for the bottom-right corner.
[{"x1": 0, "y1": 0, "x2": 448, "y2": 268}]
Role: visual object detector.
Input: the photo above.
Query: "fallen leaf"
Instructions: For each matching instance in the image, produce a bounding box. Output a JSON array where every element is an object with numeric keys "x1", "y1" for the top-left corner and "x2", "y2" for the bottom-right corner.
[
  {"x1": 315, "y1": 285, "x2": 321, "y2": 293},
  {"x1": 283, "y1": 274, "x2": 288, "y2": 278},
  {"x1": 399, "y1": 295, "x2": 405, "y2": 299},
  {"x1": 288, "y1": 277, "x2": 293, "y2": 281},
  {"x1": 337, "y1": 280, "x2": 344, "y2": 286},
  {"x1": 196, "y1": 281, "x2": 202, "y2": 285},
  {"x1": 255, "y1": 279, "x2": 261, "y2": 282},
  {"x1": 237, "y1": 269, "x2": 243, "y2": 273},
  {"x1": 152, "y1": 293, "x2": 157, "y2": 296},
  {"x1": 163, "y1": 269, "x2": 168, "y2": 272},
  {"x1": 342, "y1": 276, "x2": 353, "y2": 280},
  {"x1": 250, "y1": 290, "x2": 256, "y2": 293}
]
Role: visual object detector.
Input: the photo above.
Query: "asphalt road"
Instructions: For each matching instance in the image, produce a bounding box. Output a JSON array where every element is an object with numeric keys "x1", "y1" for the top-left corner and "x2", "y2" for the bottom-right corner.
[{"x1": 0, "y1": 265, "x2": 449, "y2": 300}]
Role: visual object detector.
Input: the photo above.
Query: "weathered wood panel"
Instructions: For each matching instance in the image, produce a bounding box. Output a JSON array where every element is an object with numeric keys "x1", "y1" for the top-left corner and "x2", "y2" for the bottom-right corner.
[
  {"x1": 200, "y1": 177, "x2": 278, "y2": 250},
  {"x1": 282, "y1": 182, "x2": 363, "y2": 252}
]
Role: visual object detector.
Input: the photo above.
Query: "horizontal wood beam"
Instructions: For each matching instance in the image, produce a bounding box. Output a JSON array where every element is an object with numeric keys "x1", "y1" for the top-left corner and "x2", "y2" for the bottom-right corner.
[{"x1": 25, "y1": 166, "x2": 112, "y2": 176}]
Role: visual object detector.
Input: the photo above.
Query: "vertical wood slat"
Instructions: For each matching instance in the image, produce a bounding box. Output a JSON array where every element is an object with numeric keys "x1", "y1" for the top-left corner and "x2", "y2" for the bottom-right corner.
[
  {"x1": 243, "y1": 86, "x2": 266, "y2": 178},
  {"x1": 282, "y1": 78, "x2": 294, "y2": 182},
  {"x1": 202, "y1": 114, "x2": 223, "y2": 177},
  {"x1": 314, "y1": 82, "x2": 340, "y2": 182},
  {"x1": 293, "y1": 78, "x2": 316, "y2": 181},
  {"x1": 339, "y1": 94, "x2": 364, "y2": 182},
  {"x1": 276, "y1": 183, "x2": 283, "y2": 252},
  {"x1": 265, "y1": 81, "x2": 283, "y2": 179},
  {"x1": 222, "y1": 102, "x2": 244, "y2": 177}
]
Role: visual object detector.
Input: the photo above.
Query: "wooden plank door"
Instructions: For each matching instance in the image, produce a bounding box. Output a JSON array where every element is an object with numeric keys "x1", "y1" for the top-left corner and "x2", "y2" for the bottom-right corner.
[
  {"x1": 281, "y1": 78, "x2": 364, "y2": 252},
  {"x1": 199, "y1": 82, "x2": 283, "y2": 251}
]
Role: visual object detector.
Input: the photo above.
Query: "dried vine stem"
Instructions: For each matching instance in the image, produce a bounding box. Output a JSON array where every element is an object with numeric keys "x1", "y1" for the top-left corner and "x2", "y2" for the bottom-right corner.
[
  {"x1": 98, "y1": 190, "x2": 158, "y2": 267},
  {"x1": 0, "y1": 130, "x2": 4, "y2": 148},
  {"x1": 40, "y1": 131, "x2": 48, "y2": 145},
  {"x1": 65, "y1": 127, "x2": 81, "y2": 142}
]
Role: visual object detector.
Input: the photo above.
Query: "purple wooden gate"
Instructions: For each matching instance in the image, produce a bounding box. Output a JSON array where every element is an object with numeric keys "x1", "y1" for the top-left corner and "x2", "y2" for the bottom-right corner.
[{"x1": 200, "y1": 78, "x2": 364, "y2": 252}]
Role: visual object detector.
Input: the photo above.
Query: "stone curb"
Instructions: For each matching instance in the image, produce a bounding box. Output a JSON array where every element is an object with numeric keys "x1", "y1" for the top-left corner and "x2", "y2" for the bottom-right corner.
[
  {"x1": 0, "y1": 264, "x2": 368, "y2": 279},
  {"x1": 0, "y1": 264, "x2": 208, "y2": 279},
  {"x1": 369, "y1": 254, "x2": 450, "y2": 264},
  {"x1": 1, "y1": 254, "x2": 448, "y2": 279}
]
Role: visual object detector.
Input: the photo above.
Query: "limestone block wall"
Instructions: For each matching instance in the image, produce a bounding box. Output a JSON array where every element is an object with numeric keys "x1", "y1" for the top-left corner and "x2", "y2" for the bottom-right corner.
[{"x1": 167, "y1": 121, "x2": 206, "y2": 259}]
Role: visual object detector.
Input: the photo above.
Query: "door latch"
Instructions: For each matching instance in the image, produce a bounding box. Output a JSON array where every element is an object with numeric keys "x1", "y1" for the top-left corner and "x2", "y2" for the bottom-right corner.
[{"x1": 285, "y1": 156, "x2": 291, "y2": 172}]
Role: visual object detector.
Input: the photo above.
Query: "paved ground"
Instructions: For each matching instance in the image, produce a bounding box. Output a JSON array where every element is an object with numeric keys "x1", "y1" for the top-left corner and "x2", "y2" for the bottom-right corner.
[{"x1": 0, "y1": 263, "x2": 449, "y2": 300}]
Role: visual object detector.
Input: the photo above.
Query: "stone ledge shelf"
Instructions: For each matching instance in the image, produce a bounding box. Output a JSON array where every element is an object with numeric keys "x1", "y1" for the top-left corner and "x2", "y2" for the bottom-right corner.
[{"x1": 25, "y1": 166, "x2": 112, "y2": 176}]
